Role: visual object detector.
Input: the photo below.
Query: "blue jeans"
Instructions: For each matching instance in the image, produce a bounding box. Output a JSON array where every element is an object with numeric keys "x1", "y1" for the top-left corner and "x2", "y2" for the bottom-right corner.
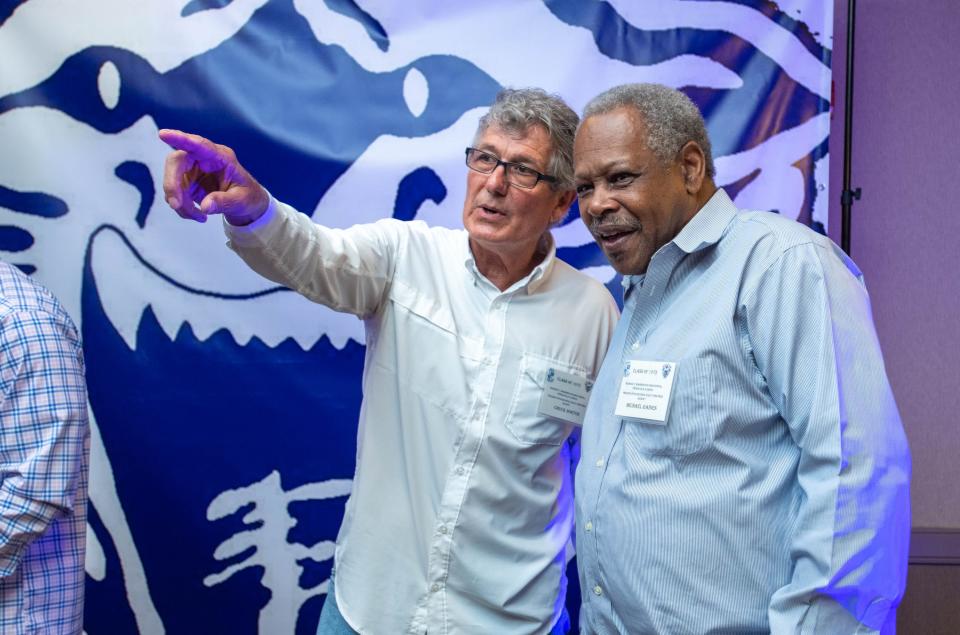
[
  {"x1": 317, "y1": 576, "x2": 570, "y2": 635},
  {"x1": 317, "y1": 577, "x2": 360, "y2": 635}
]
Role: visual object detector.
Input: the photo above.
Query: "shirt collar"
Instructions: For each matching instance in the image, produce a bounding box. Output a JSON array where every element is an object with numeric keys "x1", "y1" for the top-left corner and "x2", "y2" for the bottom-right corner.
[
  {"x1": 620, "y1": 188, "x2": 735, "y2": 297},
  {"x1": 671, "y1": 188, "x2": 738, "y2": 255},
  {"x1": 524, "y1": 233, "x2": 556, "y2": 294},
  {"x1": 462, "y1": 232, "x2": 556, "y2": 296}
]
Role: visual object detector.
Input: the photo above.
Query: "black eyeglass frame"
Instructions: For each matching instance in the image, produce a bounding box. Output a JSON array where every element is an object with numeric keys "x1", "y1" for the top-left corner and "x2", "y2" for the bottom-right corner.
[{"x1": 464, "y1": 147, "x2": 557, "y2": 189}]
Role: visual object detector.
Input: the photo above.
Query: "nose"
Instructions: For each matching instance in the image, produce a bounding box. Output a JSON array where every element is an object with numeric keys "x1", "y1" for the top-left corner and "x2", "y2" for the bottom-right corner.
[
  {"x1": 581, "y1": 184, "x2": 615, "y2": 218},
  {"x1": 484, "y1": 163, "x2": 509, "y2": 195}
]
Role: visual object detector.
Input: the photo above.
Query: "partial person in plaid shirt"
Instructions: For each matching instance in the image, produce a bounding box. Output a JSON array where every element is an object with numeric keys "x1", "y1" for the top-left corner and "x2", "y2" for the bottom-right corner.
[{"x1": 0, "y1": 262, "x2": 89, "y2": 634}]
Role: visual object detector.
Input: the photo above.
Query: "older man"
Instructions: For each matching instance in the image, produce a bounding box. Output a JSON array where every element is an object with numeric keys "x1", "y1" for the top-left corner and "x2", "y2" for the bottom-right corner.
[
  {"x1": 161, "y1": 88, "x2": 618, "y2": 635},
  {"x1": 572, "y1": 83, "x2": 910, "y2": 634}
]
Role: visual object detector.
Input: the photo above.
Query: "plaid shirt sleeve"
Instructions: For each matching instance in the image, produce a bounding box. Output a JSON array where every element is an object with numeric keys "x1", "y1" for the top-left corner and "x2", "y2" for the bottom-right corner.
[{"x1": 0, "y1": 305, "x2": 87, "y2": 577}]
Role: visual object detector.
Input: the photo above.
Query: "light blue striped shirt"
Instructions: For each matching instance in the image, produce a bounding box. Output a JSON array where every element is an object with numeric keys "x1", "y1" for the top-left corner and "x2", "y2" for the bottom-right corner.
[{"x1": 575, "y1": 189, "x2": 910, "y2": 634}]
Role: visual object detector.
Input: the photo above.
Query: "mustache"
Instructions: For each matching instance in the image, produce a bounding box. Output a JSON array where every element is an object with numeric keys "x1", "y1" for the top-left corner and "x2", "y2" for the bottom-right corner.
[{"x1": 587, "y1": 216, "x2": 642, "y2": 236}]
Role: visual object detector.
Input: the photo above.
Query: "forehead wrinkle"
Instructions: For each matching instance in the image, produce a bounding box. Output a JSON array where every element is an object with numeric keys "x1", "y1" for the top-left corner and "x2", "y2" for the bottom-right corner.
[
  {"x1": 476, "y1": 131, "x2": 549, "y2": 170},
  {"x1": 576, "y1": 108, "x2": 650, "y2": 162}
]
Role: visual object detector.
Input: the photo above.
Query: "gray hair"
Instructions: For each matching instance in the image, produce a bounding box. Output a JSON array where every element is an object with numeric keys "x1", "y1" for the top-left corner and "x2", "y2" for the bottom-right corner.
[
  {"x1": 474, "y1": 88, "x2": 579, "y2": 190},
  {"x1": 582, "y1": 83, "x2": 716, "y2": 179}
]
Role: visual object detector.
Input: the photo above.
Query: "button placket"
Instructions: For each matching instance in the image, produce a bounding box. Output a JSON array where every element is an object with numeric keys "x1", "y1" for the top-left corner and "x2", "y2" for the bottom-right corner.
[
  {"x1": 624, "y1": 248, "x2": 682, "y2": 352},
  {"x1": 421, "y1": 290, "x2": 508, "y2": 630}
]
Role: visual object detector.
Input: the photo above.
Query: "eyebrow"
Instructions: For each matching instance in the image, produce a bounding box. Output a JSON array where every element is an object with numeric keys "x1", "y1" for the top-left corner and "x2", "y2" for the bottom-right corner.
[{"x1": 575, "y1": 159, "x2": 636, "y2": 180}]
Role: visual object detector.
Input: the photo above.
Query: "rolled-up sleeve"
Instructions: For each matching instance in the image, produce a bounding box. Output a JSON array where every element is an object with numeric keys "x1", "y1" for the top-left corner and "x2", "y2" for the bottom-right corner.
[{"x1": 0, "y1": 308, "x2": 88, "y2": 577}]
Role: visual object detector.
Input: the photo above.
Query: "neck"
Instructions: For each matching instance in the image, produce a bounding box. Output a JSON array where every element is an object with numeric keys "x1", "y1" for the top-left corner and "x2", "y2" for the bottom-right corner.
[
  {"x1": 696, "y1": 181, "x2": 719, "y2": 210},
  {"x1": 470, "y1": 234, "x2": 550, "y2": 292}
]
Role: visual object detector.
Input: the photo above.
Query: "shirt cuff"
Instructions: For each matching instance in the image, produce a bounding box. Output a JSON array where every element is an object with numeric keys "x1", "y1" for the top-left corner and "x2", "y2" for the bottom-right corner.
[{"x1": 222, "y1": 195, "x2": 283, "y2": 248}]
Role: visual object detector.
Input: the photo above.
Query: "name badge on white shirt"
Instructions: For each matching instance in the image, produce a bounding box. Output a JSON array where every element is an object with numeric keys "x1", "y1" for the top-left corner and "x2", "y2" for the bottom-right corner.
[
  {"x1": 537, "y1": 368, "x2": 592, "y2": 426},
  {"x1": 614, "y1": 360, "x2": 677, "y2": 424}
]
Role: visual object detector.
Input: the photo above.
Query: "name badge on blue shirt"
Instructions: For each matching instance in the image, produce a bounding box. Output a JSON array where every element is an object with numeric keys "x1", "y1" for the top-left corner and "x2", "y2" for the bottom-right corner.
[
  {"x1": 537, "y1": 367, "x2": 591, "y2": 425},
  {"x1": 615, "y1": 360, "x2": 677, "y2": 424}
]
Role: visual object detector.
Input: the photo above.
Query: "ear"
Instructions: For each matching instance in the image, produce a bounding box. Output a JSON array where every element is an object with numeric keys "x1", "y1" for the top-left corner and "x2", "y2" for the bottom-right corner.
[
  {"x1": 550, "y1": 189, "x2": 577, "y2": 225},
  {"x1": 678, "y1": 141, "x2": 707, "y2": 195}
]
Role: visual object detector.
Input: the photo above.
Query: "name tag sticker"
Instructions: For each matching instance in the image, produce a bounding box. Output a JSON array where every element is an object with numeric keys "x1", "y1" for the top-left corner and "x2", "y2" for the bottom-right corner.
[
  {"x1": 614, "y1": 360, "x2": 677, "y2": 424},
  {"x1": 537, "y1": 367, "x2": 592, "y2": 426}
]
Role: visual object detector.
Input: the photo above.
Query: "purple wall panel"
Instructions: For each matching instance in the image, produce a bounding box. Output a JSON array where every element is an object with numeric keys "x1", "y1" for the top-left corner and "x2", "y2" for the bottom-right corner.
[{"x1": 830, "y1": 0, "x2": 960, "y2": 528}]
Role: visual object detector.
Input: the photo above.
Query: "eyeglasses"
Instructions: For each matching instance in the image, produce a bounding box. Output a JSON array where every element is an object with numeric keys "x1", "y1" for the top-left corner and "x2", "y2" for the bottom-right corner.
[{"x1": 465, "y1": 147, "x2": 557, "y2": 189}]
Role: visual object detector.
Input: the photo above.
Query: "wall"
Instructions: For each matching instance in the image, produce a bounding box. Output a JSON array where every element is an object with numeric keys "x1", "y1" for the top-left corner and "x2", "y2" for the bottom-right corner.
[
  {"x1": 830, "y1": 0, "x2": 960, "y2": 529},
  {"x1": 829, "y1": 1, "x2": 960, "y2": 631}
]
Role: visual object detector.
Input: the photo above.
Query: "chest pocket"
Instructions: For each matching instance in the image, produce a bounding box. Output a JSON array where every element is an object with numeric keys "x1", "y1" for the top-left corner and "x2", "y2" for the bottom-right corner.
[
  {"x1": 379, "y1": 282, "x2": 480, "y2": 421},
  {"x1": 505, "y1": 353, "x2": 587, "y2": 446},
  {"x1": 623, "y1": 356, "x2": 716, "y2": 457}
]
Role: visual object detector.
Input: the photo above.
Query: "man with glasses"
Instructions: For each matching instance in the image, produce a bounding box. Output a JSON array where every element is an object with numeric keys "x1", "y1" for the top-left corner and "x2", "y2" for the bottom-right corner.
[{"x1": 160, "y1": 88, "x2": 618, "y2": 635}]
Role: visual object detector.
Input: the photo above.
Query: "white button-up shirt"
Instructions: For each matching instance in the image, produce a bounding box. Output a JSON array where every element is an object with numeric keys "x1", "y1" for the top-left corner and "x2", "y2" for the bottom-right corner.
[{"x1": 226, "y1": 200, "x2": 618, "y2": 635}]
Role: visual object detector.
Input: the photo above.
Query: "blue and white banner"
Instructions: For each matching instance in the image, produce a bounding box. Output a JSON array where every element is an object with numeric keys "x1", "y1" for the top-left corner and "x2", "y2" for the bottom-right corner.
[{"x1": 0, "y1": 1, "x2": 831, "y2": 632}]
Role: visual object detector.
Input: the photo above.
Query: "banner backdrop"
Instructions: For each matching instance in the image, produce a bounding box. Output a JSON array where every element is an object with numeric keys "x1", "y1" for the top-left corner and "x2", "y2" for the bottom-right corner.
[{"x1": 0, "y1": 1, "x2": 832, "y2": 633}]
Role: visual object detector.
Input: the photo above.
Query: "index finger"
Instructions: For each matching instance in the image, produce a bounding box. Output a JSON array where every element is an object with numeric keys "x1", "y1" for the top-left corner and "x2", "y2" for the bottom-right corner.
[
  {"x1": 158, "y1": 129, "x2": 228, "y2": 173},
  {"x1": 162, "y1": 150, "x2": 204, "y2": 221}
]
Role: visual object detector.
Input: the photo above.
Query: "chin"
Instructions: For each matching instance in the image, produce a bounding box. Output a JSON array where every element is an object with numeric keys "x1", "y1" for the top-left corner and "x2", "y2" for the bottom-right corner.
[
  {"x1": 604, "y1": 250, "x2": 629, "y2": 272},
  {"x1": 608, "y1": 253, "x2": 644, "y2": 276}
]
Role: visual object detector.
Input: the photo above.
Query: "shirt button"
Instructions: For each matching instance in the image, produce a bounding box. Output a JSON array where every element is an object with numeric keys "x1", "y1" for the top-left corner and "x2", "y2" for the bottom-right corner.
[
  {"x1": 455, "y1": 466, "x2": 465, "y2": 475},
  {"x1": 595, "y1": 457, "x2": 604, "y2": 468},
  {"x1": 593, "y1": 585, "x2": 603, "y2": 596},
  {"x1": 631, "y1": 341, "x2": 640, "y2": 351},
  {"x1": 439, "y1": 525, "x2": 448, "y2": 535},
  {"x1": 432, "y1": 583, "x2": 441, "y2": 592},
  {"x1": 584, "y1": 521, "x2": 593, "y2": 532}
]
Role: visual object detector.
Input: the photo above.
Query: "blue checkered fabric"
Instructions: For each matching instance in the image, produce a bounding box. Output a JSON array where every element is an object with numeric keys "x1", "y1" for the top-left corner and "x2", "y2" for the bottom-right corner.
[{"x1": 0, "y1": 263, "x2": 89, "y2": 634}]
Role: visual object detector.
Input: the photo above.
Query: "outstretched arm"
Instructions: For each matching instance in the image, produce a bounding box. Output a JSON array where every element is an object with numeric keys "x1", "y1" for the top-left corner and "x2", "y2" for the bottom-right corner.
[{"x1": 159, "y1": 128, "x2": 404, "y2": 318}]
